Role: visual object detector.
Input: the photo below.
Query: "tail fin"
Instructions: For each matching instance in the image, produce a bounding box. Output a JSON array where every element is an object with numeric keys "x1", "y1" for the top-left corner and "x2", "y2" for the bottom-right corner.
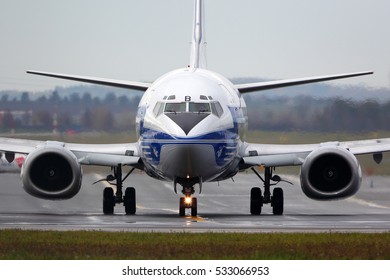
[{"x1": 190, "y1": 0, "x2": 207, "y2": 69}]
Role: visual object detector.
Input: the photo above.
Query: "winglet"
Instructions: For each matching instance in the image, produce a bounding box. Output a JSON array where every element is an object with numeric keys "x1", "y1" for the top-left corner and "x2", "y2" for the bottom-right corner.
[{"x1": 189, "y1": 0, "x2": 207, "y2": 69}]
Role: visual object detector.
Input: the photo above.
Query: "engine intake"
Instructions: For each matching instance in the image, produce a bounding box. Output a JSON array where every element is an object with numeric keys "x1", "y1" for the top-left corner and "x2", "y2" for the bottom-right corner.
[
  {"x1": 300, "y1": 146, "x2": 361, "y2": 200},
  {"x1": 21, "y1": 145, "x2": 82, "y2": 200}
]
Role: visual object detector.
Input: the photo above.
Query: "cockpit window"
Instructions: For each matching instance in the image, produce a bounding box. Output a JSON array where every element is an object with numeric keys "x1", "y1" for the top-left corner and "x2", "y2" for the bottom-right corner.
[
  {"x1": 153, "y1": 102, "x2": 164, "y2": 117},
  {"x1": 154, "y1": 100, "x2": 224, "y2": 118},
  {"x1": 164, "y1": 102, "x2": 186, "y2": 113},
  {"x1": 189, "y1": 102, "x2": 211, "y2": 113},
  {"x1": 211, "y1": 101, "x2": 223, "y2": 117}
]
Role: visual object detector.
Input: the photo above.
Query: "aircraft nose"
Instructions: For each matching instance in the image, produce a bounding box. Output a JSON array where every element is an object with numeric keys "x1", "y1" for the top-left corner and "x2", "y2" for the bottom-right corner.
[
  {"x1": 160, "y1": 143, "x2": 216, "y2": 179},
  {"x1": 166, "y1": 113, "x2": 208, "y2": 135}
]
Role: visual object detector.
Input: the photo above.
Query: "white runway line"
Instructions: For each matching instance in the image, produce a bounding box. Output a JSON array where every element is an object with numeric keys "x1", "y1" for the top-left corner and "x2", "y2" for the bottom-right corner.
[{"x1": 347, "y1": 197, "x2": 390, "y2": 209}]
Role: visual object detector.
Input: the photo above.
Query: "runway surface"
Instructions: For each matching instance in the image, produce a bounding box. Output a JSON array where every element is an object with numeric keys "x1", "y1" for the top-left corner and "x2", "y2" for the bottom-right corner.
[{"x1": 1, "y1": 171, "x2": 390, "y2": 232}]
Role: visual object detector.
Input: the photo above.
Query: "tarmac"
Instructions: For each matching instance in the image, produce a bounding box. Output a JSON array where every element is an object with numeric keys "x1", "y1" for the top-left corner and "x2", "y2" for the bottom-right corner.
[{"x1": 0, "y1": 171, "x2": 390, "y2": 232}]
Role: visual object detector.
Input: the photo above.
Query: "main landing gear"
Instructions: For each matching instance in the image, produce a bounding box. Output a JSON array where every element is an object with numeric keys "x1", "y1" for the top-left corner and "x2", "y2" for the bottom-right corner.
[
  {"x1": 250, "y1": 167, "x2": 291, "y2": 215},
  {"x1": 95, "y1": 164, "x2": 136, "y2": 215}
]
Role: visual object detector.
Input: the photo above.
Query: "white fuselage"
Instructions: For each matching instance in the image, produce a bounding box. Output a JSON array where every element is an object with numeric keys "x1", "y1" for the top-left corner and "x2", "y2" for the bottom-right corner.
[
  {"x1": 0, "y1": 153, "x2": 25, "y2": 173},
  {"x1": 136, "y1": 68, "x2": 247, "y2": 183}
]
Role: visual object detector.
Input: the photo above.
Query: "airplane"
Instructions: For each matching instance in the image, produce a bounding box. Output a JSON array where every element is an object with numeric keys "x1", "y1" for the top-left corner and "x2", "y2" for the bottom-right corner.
[{"x1": 0, "y1": 0, "x2": 389, "y2": 217}]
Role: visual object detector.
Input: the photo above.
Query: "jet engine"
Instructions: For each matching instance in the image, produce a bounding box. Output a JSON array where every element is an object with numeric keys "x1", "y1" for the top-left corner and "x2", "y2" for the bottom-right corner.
[
  {"x1": 21, "y1": 144, "x2": 82, "y2": 200},
  {"x1": 300, "y1": 146, "x2": 361, "y2": 200}
]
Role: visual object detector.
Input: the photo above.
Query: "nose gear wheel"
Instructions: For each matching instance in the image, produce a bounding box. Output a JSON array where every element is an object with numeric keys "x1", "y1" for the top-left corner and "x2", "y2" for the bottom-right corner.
[{"x1": 177, "y1": 179, "x2": 199, "y2": 217}]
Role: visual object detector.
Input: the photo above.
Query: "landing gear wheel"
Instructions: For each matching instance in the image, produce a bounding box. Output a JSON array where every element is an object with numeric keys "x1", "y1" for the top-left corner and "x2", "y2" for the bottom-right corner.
[
  {"x1": 179, "y1": 197, "x2": 186, "y2": 217},
  {"x1": 250, "y1": 187, "x2": 263, "y2": 215},
  {"x1": 103, "y1": 187, "x2": 115, "y2": 215},
  {"x1": 191, "y1": 197, "x2": 197, "y2": 217},
  {"x1": 124, "y1": 187, "x2": 136, "y2": 215},
  {"x1": 272, "y1": 187, "x2": 284, "y2": 215}
]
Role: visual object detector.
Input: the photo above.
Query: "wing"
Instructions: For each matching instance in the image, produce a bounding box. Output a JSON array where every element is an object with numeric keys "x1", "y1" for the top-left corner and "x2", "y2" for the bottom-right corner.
[
  {"x1": 236, "y1": 71, "x2": 373, "y2": 94},
  {"x1": 27, "y1": 70, "x2": 151, "y2": 91},
  {"x1": 0, "y1": 137, "x2": 142, "y2": 167},
  {"x1": 241, "y1": 138, "x2": 390, "y2": 167}
]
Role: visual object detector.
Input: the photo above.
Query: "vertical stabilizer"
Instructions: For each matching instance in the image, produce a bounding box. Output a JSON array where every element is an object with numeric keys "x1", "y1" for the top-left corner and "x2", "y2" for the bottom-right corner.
[{"x1": 190, "y1": 0, "x2": 207, "y2": 69}]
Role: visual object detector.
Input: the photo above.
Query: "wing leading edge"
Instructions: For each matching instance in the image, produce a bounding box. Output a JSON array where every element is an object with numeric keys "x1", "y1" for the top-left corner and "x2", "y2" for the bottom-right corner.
[
  {"x1": 242, "y1": 138, "x2": 390, "y2": 168},
  {"x1": 0, "y1": 137, "x2": 141, "y2": 168}
]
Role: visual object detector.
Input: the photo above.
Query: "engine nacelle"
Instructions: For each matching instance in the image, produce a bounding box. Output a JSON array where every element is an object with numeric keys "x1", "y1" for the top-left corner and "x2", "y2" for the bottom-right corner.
[
  {"x1": 21, "y1": 145, "x2": 82, "y2": 200},
  {"x1": 300, "y1": 146, "x2": 362, "y2": 200}
]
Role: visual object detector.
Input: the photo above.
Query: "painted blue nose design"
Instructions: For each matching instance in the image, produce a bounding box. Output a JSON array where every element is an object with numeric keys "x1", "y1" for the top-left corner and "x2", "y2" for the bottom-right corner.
[{"x1": 166, "y1": 113, "x2": 208, "y2": 134}]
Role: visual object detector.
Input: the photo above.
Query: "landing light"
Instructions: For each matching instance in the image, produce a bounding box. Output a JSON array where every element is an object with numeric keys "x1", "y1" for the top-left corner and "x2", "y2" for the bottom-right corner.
[{"x1": 185, "y1": 196, "x2": 192, "y2": 205}]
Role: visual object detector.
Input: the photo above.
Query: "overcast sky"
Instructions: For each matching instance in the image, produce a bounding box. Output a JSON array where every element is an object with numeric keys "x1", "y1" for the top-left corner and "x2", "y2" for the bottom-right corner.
[{"x1": 1, "y1": 0, "x2": 389, "y2": 92}]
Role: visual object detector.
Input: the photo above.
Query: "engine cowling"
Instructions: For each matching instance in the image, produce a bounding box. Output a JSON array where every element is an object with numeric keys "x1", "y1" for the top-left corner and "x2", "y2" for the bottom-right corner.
[
  {"x1": 21, "y1": 145, "x2": 82, "y2": 200},
  {"x1": 300, "y1": 146, "x2": 362, "y2": 200}
]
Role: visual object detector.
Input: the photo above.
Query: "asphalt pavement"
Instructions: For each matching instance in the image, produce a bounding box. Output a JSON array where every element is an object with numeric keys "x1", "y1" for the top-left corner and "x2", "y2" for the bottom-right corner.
[{"x1": 0, "y1": 171, "x2": 390, "y2": 232}]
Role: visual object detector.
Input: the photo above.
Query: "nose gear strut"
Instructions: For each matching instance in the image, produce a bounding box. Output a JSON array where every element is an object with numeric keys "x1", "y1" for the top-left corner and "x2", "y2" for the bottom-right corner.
[{"x1": 176, "y1": 177, "x2": 200, "y2": 217}]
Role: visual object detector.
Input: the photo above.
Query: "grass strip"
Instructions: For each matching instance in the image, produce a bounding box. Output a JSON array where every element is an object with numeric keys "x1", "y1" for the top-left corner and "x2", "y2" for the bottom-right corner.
[{"x1": 0, "y1": 230, "x2": 389, "y2": 260}]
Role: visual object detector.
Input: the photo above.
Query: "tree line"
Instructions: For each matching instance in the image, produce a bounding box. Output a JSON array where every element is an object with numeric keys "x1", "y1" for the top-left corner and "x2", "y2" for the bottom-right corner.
[
  {"x1": 0, "y1": 91, "x2": 140, "y2": 132},
  {"x1": 0, "y1": 90, "x2": 389, "y2": 133},
  {"x1": 246, "y1": 95, "x2": 390, "y2": 132}
]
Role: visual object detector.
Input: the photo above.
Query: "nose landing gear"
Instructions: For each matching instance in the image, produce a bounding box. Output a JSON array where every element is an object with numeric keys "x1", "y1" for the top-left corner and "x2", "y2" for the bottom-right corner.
[
  {"x1": 179, "y1": 195, "x2": 197, "y2": 217},
  {"x1": 177, "y1": 179, "x2": 199, "y2": 217}
]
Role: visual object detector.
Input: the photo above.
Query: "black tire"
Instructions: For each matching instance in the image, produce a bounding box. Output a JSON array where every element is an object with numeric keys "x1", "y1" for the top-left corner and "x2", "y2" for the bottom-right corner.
[
  {"x1": 272, "y1": 187, "x2": 284, "y2": 215},
  {"x1": 250, "y1": 187, "x2": 262, "y2": 215},
  {"x1": 103, "y1": 187, "x2": 115, "y2": 215},
  {"x1": 191, "y1": 197, "x2": 197, "y2": 217},
  {"x1": 124, "y1": 187, "x2": 136, "y2": 215},
  {"x1": 179, "y1": 197, "x2": 186, "y2": 217}
]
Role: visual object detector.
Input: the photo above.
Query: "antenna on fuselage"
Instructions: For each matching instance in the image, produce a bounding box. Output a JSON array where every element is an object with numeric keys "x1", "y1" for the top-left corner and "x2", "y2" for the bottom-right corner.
[{"x1": 189, "y1": 0, "x2": 207, "y2": 69}]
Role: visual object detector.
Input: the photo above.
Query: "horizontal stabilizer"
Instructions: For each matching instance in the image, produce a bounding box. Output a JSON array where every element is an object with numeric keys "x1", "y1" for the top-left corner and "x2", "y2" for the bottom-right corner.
[
  {"x1": 236, "y1": 71, "x2": 373, "y2": 94},
  {"x1": 27, "y1": 70, "x2": 151, "y2": 91}
]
